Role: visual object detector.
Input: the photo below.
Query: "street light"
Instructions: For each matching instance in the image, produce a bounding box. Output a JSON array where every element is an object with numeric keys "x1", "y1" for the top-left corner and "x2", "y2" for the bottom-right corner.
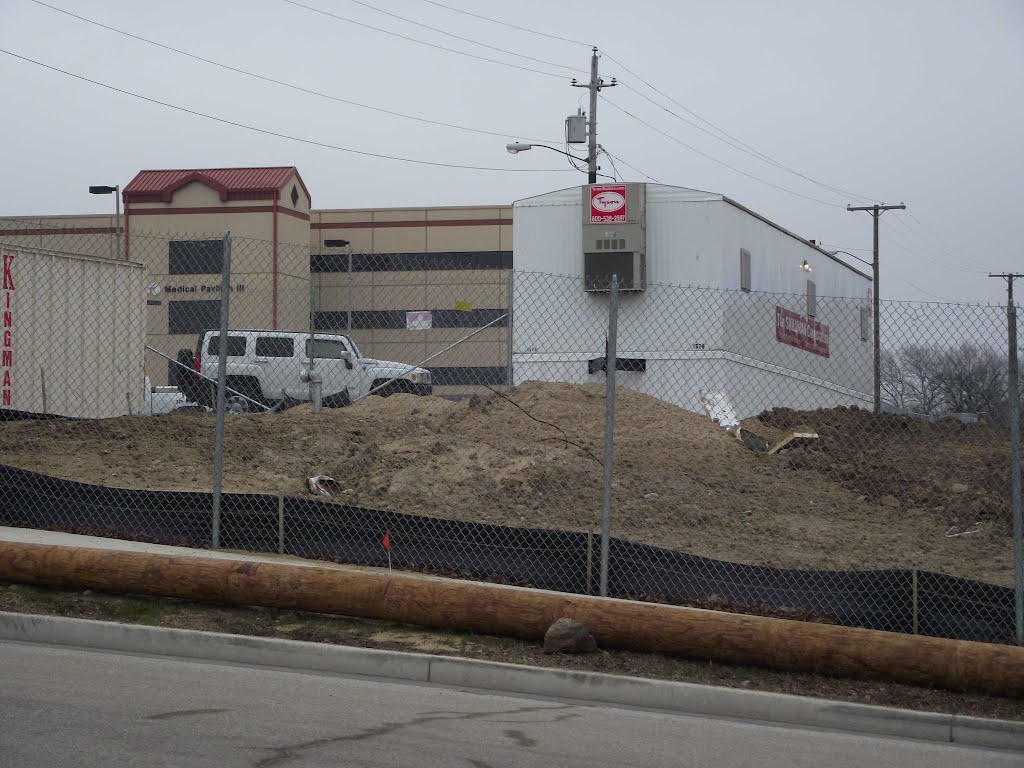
[{"x1": 89, "y1": 184, "x2": 121, "y2": 260}]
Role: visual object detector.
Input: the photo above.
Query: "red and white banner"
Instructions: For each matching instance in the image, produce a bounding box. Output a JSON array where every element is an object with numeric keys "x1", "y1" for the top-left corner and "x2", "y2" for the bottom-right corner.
[
  {"x1": 590, "y1": 185, "x2": 627, "y2": 223},
  {"x1": 775, "y1": 306, "x2": 830, "y2": 358}
]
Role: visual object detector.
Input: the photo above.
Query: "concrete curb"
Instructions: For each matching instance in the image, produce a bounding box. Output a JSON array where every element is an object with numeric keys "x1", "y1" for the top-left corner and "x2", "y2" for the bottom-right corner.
[{"x1": 1, "y1": 611, "x2": 1021, "y2": 752}]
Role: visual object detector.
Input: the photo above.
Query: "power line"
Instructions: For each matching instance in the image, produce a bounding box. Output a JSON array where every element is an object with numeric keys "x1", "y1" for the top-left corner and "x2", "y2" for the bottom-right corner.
[
  {"x1": 614, "y1": 79, "x2": 875, "y2": 205},
  {"x1": 0, "y1": 48, "x2": 575, "y2": 174},
  {"x1": 346, "y1": 0, "x2": 585, "y2": 75},
  {"x1": 603, "y1": 97, "x2": 845, "y2": 207},
  {"x1": 279, "y1": 0, "x2": 567, "y2": 79},
  {"x1": 600, "y1": 149, "x2": 661, "y2": 183},
  {"x1": 410, "y1": 0, "x2": 882, "y2": 206},
  {"x1": 882, "y1": 219, "x2": 990, "y2": 276},
  {"x1": 27, "y1": 0, "x2": 561, "y2": 144},
  {"x1": 600, "y1": 49, "x2": 878, "y2": 203},
  {"x1": 901, "y1": 210, "x2": 993, "y2": 271},
  {"x1": 414, "y1": 0, "x2": 592, "y2": 47}
]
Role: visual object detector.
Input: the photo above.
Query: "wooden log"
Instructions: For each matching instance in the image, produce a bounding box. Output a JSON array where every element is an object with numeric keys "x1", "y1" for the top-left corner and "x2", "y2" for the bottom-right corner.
[{"x1": 2, "y1": 541, "x2": 1023, "y2": 697}]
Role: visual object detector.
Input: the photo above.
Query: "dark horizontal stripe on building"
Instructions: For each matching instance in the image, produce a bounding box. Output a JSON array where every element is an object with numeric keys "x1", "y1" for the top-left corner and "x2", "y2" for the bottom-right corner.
[
  {"x1": 0, "y1": 227, "x2": 115, "y2": 236},
  {"x1": 311, "y1": 251, "x2": 511, "y2": 272},
  {"x1": 429, "y1": 367, "x2": 508, "y2": 386},
  {"x1": 315, "y1": 308, "x2": 506, "y2": 330},
  {"x1": 587, "y1": 357, "x2": 648, "y2": 374},
  {"x1": 312, "y1": 218, "x2": 511, "y2": 230}
]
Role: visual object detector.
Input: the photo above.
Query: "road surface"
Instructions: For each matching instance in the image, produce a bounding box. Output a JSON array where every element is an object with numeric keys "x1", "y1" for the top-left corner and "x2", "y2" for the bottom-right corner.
[{"x1": 0, "y1": 641, "x2": 1017, "y2": 767}]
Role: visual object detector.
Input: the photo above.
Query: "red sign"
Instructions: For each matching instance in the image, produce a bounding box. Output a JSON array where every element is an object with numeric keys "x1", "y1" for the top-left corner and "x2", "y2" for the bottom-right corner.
[
  {"x1": 590, "y1": 184, "x2": 627, "y2": 223},
  {"x1": 776, "y1": 306, "x2": 830, "y2": 358}
]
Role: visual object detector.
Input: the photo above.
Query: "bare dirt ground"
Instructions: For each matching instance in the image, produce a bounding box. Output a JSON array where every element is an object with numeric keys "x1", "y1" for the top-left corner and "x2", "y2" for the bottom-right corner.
[
  {"x1": 0, "y1": 382, "x2": 1014, "y2": 584},
  {"x1": 2, "y1": 582, "x2": 1021, "y2": 721}
]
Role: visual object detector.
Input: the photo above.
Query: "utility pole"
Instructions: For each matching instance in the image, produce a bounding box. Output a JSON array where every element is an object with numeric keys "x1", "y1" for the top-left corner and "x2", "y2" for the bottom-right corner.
[
  {"x1": 847, "y1": 203, "x2": 906, "y2": 413},
  {"x1": 991, "y1": 272, "x2": 1023, "y2": 645},
  {"x1": 572, "y1": 47, "x2": 616, "y2": 184}
]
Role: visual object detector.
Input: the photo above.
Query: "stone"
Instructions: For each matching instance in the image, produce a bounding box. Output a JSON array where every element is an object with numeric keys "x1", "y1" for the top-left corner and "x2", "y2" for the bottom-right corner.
[
  {"x1": 880, "y1": 495, "x2": 902, "y2": 508},
  {"x1": 643, "y1": 492, "x2": 660, "y2": 500},
  {"x1": 951, "y1": 483, "x2": 970, "y2": 494},
  {"x1": 543, "y1": 618, "x2": 598, "y2": 655}
]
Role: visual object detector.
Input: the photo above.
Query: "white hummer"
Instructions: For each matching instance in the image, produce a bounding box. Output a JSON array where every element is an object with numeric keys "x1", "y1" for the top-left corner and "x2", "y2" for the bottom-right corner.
[{"x1": 180, "y1": 329, "x2": 431, "y2": 411}]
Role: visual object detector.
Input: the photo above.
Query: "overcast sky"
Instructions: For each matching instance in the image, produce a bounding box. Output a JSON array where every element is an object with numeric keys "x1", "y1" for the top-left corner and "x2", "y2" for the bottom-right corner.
[{"x1": 0, "y1": 0, "x2": 1020, "y2": 304}]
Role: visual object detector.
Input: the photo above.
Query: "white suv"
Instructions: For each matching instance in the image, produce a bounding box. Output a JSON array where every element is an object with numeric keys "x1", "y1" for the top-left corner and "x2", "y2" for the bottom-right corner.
[{"x1": 181, "y1": 329, "x2": 431, "y2": 411}]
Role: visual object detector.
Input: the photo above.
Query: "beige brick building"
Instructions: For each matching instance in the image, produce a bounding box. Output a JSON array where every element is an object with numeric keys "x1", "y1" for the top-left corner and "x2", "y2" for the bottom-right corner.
[{"x1": 0, "y1": 166, "x2": 513, "y2": 392}]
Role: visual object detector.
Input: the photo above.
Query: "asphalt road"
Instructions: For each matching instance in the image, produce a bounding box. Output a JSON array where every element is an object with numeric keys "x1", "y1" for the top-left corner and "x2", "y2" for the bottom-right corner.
[{"x1": 0, "y1": 641, "x2": 1018, "y2": 768}]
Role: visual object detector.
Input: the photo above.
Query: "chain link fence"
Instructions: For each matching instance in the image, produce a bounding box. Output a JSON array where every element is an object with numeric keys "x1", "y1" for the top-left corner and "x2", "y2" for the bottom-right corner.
[{"x1": 0, "y1": 217, "x2": 1019, "y2": 644}]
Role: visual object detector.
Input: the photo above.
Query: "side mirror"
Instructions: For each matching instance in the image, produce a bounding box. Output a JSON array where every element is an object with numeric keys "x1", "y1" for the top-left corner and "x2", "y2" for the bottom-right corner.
[{"x1": 340, "y1": 350, "x2": 353, "y2": 370}]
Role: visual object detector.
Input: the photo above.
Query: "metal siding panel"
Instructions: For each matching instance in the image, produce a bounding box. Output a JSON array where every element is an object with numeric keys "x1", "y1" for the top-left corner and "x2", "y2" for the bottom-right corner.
[{"x1": 0, "y1": 246, "x2": 144, "y2": 418}]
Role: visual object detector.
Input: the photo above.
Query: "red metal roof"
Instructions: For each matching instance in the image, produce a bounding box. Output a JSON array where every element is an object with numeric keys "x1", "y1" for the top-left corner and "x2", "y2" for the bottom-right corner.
[{"x1": 124, "y1": 167, "x2": 310, "y2": 205}]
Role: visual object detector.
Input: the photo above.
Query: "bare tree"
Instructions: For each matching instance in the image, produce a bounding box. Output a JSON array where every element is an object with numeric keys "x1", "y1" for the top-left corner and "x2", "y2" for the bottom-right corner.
[
  {"x1": 937, "y1": 343, "x2": 1007, "y2": 418},
  {"x1": 881, "y1": 343, "x2": 1008, "y2": 420},
  {"x1": 902, "y1": 345, "x2": 944, "y2": 415},
  {"x1": 881, "y1": 349, "x2": 908, "y2": 411},
  {"x1": 881, "y1": 344, "x2": 944, "y2": 415}
]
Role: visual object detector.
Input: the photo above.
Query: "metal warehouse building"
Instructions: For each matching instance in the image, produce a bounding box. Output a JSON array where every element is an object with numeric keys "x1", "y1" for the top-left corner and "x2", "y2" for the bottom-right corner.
[{"x1": 512, "y1": 183, "x2": 873, "y2": 417}]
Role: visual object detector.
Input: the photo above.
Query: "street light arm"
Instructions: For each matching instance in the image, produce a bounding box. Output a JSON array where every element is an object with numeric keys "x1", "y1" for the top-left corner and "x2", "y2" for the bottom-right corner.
[
  {"x1": 506, "y1": 142, "x2": 615, "y2": 181},
  {"x1": 506, "y1": 142, "x2": 587, "y2": 162},
  {"x1": 828, "y1": 249, "x2": 872, "y2": 267}
]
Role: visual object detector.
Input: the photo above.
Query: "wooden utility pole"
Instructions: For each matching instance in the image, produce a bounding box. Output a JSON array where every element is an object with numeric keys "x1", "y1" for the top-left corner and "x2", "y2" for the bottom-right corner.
[
  {"x1": 847, "y1": 203, "x2": 906, "y2": 412},
  {"x1": 3, "y1": 541, "x2": 1024, "y2": 697},
  {"x1": 572, "y1": 48, "x2": 616, "y2": 184}
]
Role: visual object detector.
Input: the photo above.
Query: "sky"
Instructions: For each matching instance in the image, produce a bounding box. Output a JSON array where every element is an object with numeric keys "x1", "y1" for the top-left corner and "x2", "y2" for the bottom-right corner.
[{"x1": 0, "y1": 0, "x2": 1021, "y2": 304}]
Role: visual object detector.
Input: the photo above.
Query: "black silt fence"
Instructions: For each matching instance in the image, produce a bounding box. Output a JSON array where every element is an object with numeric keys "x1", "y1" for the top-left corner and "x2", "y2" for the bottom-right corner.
[
  {"x1": 0, "y1": 465, "x2": 278, "y2": 552},
  {"x1": 0, "y1": 464, "x2": 1015, "y2": 643},
  {"x1": 283, "y1": 497, "x2": 593, "y2": 594},
  {"x1": 607, "y1": 539, "x2": 915, "y2": 634}
]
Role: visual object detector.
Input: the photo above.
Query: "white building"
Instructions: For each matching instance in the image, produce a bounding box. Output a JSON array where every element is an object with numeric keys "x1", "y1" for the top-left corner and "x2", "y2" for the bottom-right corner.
[{"x1": 511, "y1": 184, "x2": 874, "y2": 418}]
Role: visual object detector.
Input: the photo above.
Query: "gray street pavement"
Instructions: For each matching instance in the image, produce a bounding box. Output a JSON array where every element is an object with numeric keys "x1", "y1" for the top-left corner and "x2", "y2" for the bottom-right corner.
[{"x1": 0, "y1": 641, "x2": 1017, "y2": 768}]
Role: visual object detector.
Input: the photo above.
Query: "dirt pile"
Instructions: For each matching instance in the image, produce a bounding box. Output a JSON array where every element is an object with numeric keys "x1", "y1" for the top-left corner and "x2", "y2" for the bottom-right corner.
[
  {"x1": 753, "y1": 407, "x2": 1010, "y2": 530},
  {"x1": 0, "y1": 382, "x2": 1014, "y2": 584}
]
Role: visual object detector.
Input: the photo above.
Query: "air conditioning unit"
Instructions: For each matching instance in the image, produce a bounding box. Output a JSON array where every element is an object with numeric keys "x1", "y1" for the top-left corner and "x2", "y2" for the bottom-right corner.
[
  {"x1": 581, "y1": 183, "x2": 646, "y2": 293},
  {"x1": 583, "y1": 250, "x2": 646, "y2": 292}
]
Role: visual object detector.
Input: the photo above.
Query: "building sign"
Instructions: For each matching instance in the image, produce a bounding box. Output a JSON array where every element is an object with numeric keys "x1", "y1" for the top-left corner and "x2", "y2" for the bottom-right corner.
[
  {"x1": 406, "y1": 310, "x2": 432, "y2": 331},
  {"x1": 776, "y1": 306, "x2": 830, "y2": 358},
  {"x1": 590, "y1": 185, "x2": 627, "y2": 223},
  {"x1": 163, "y1": 283, "x2": 245, "y2": 294},
  {"x1": 2, "y1": 251, "x2": 14, "y2": 407}
]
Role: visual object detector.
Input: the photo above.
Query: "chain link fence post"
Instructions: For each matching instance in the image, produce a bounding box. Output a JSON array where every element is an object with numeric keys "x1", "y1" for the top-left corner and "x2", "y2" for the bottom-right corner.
[
  {"x1": 211, "y1": 231, "x2": 232, "y2": 549},
  {"x1": 599, "y1": 274, "x2": 619, "y2": 598},
  {"x1": 1007, "y1": 295, "x2": 1023, "y2": 644},
  {"x1": 506, "y1": 270, "x2": 514, "y2": 388}
]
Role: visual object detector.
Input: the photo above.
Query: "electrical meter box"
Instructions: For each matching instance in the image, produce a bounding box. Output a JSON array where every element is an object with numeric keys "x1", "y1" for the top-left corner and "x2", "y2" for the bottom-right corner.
[
  {"x1": 581, "y1": 183, "x2": 646, "y2": 292},
  {"x1": 565, "y1": 113, "x2": 587, "y2": 144}
]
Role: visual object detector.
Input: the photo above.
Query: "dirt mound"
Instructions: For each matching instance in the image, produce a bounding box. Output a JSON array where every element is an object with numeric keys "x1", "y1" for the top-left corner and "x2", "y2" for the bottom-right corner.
[
  {"x1": 753, "y1": 406, "x2": 1011, "y2": 532},
  {"x1": 0, "y1": 383, "x2": 1014, "y2": 584}
]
